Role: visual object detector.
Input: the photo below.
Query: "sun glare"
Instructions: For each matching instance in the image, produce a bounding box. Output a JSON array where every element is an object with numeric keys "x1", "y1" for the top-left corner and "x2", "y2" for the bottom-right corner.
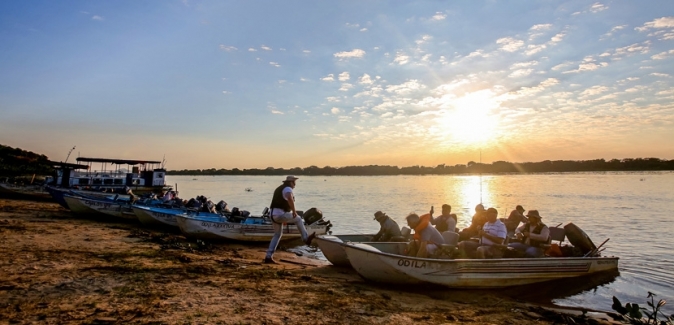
[{"x1": 436, "y1": 89, "x2": 500, "y2": 147}]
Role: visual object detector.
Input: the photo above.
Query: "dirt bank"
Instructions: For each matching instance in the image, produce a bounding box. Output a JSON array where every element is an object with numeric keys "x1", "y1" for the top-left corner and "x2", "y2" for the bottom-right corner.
[{"x1": 0, "y1": 197, "x2": 616, "y2": 324}]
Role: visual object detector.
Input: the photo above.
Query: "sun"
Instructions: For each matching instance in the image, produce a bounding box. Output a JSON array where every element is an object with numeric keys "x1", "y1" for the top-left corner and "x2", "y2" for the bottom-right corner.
[{"x1": 435, "y1": 89, "x2": 500, "y2": 147}]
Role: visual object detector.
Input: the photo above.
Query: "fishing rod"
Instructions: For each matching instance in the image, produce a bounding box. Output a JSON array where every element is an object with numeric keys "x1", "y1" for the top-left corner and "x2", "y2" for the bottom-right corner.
[
  {"x1": 65, "y1": 146, "x2": 76, "y2": 163},
  {"x1": 479, "y1": 149, "x2": 482, "y2": 204}
]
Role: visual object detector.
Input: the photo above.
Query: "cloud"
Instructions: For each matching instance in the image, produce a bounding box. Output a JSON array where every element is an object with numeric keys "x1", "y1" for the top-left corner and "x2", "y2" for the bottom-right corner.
[
  {"x1": 92, "y1": 15, "x2": 104, "y2": 21},
  {"x1": 551, "y1": 61, "x2": 573, "y2": 71},
  {"x1": 345, "y1": 23, "x2": 360, "y2": 28},
  {"x1": 601, "y1": 25, "x2": 627, "y2": 39},
  {"x1": 326, "y1": 96, "x2": 340, "y2": 102},
  {"x1": 260, "y1": 45, "x2": 272, "y2": 51},
  {"x1": 656, "y1": 89, "x2": 674, "y2": 96},
  {"x1": 338, "y1": 72, "x2": 350, "y2": 81},
  {"x1": 431, "y1": 12, "x2": 447, "y2": 21},
  {"x1": 248, "y1": 48, "x2": 257, "y2": 52},
  {"x1": 415, "y1": 35, "x2": 433, "y2": 45},
  {"x1": 496, "y1": 37, "x2": 524, "y2": 52},
  {"x1": 219, "y1": 45, "x2": 237, "y2": 52},
  {"x1": 269, "y1": 62, "x2": 280, "y2": 67},
  {"x1": 650, "y1": 73, "x2": 671, "y2": 77},
  {"x1": 393, "y1": 52, "x2": 410, "y2": 65},
  {"x1": 300, "y1": 77, "x2": 309, "y2": 82},
  {"x1": 652, "y1": 50, "x2": 674, "y2": 60},
  {"x1": 386, "y1": 79, "x2": 425, "y2": 94},
  {"x1": 511, "y1": 61, "x2": 539, "y2": 69},
  {"x1": 525, "y1": 44, "x2": 547, "y2": 55},
  {"x1": 359, "y1": 74, "x2": 374, "y2": 84},
  {"x1": 635, "y1": 17, "x2": 674, "y2": 32},
  {"x1": 331, "y1": 107, "x2": 341, "y2": 114},
  {"x1": 562, "y1": 61, "x2": 609, "y2": 74},
  {"x1": 360, "y1": 28, "x2": 368, "y2": 32},
  {"x1": 589, "y1": 3, "x2": 608, "y2": 13},
  {"x1": 549, "y1": 32, "x2": 566, "y2": 44},
  {"x1": 334, "y1": 49, "x2": 366, "y2": 59},
  {"x1": 528, "y1": 24, "x2": 552, "y2": 40},
  {"x1": 509, "y1": 69, "x2": 534, "y2": 78},
  {"x1": 613, "y1": 42, "x2": 651, "y2": 57},
  {"x1": 321, "y1": 74, "x2": 335, "y2": 82},
  {"x1": 580, "y1": 85, "x2": 609, "y2": 97},
  {"x1": 271, "y1": 110, "x2": 284, "y2": 115},
  {"x1": 510, "y1": 78, "x2": 559, "y2": 98},
  {"x1": 466, "y1": 50, "x2": 490, "y2": 59},
  {"x1": 303, "y1": 50, "x2": 311, "y2": 54},
  {"x1": 339, "y1": 83, "x2": 353, "y2": 91},
  {"x1": 222, "y1": 91, "x2": 230, "y2": 94},
  {"x1": 530, "y1": 24, "x2": 552, "y2": 31}
]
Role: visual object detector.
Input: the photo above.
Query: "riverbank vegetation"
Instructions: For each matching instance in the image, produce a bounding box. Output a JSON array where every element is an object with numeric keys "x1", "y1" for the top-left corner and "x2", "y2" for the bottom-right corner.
[
  {"x1": 0, "y1": 144, "x2": 52, "y2": 177},
  {"x1": 169, "y1": 158, "x2": 674, "y2": 176}
]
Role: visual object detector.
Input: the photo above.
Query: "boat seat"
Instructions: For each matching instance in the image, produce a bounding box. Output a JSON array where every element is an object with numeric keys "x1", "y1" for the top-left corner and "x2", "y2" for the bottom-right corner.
[
  {"x1": 435, "y1": 231, "x2": 459, "y2": 259},
  {"x1": 538, "y1": 227, "x2": 566, "y2": 257},
  {"x1": 540, "y1": 227, "x2": 565, "y2": 248},
  {"x1": 400, "y1": 226, "x2": 412, "y2": 240}
]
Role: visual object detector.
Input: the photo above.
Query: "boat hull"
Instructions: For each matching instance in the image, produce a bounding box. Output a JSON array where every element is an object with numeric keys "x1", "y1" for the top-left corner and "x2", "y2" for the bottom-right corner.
[
  {"x1": 0, "y1": 183, "x2": 52, "y2": 200},
  {"x1": 344, "y1": 243, "x2": 619, "y2": 288},
  {"x1": 343, "y1": 243, "x2": 423, "y2": 284},
  {"x1": 175, "y1": 214, "x2": 329, "y2": 242},
  {"x1": 316, "y1": 234, "x2": 403, "y2": 267},
  {"x1": 63, "y1": 195, "x2": 136, "y2": 220},
  {"x1": 132, "y1": 206, "x2": 180, "y2": 227}
]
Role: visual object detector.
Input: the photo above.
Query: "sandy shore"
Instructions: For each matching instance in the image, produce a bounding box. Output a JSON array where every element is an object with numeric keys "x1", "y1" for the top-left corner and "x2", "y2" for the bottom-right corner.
[{"x1": 0, "y1": 197, "x2": 620, "y2": 324}]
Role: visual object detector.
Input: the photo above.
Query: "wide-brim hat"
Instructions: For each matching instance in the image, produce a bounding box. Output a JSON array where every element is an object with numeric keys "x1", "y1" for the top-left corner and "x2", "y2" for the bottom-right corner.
[
  {"x1": 526, "y1": 210, "x2": 542, "y2": 219},
  {"x1": 284, "y1": 175, "x2": 299, "y2": 182},
  {"x1": 373, "y1": 211, "x2": 387, "y2": 220}
]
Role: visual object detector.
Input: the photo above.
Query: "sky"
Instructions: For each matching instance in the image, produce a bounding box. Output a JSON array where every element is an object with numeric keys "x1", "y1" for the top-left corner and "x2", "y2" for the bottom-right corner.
[{"x1": 1, "y1": 1, "x2": 673, "y2": 170}]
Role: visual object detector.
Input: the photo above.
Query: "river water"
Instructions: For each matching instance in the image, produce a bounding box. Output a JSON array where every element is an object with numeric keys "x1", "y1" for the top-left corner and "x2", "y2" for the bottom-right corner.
[{"x1": 166, "y1": 172, "x2": 674, "y2": 312}]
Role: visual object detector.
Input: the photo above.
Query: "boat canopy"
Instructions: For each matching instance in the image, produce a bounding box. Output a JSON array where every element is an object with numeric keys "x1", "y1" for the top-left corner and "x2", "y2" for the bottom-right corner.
[
  {"x1": 48, "y1": 160, "x2": 90, "y2": 170},
  {"x1": 76, "y1": 157, "x2": 162, "y2": 166}
]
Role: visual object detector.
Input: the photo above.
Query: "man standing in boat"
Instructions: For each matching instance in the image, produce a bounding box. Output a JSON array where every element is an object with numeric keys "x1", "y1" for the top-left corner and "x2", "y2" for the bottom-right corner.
[{"x1": 264, "y1": 176, "x2": 316, "y2": 264}]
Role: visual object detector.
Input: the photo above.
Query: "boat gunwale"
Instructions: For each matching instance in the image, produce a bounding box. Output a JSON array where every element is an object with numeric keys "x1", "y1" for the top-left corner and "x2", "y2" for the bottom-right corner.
[{"x1": 341, "y1": 242, "x2": 620, "y2": 263}]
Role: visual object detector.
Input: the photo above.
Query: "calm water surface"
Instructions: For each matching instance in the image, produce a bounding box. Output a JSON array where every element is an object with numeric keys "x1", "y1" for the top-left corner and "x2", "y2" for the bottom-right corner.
[{"x1": 166, "y1": 172, "x2": 674, "y2": 312}]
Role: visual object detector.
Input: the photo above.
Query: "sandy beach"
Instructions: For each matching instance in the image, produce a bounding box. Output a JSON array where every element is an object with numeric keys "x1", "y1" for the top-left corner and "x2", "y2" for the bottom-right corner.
[{"x1": 0, "y1": 196, "x2": 620, "y2": 324}]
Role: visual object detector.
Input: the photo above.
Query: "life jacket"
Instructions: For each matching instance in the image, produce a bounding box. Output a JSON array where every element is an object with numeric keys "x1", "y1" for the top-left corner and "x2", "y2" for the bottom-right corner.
[
  {"x1": 269, "y1": 184, "x2": 293, "y2": 212},
  {"x1": 413, "y1": 213, "x2": 431, "y2": 240},
  {"x1": 434, "y1": 214, "x2": 453, "y2": 233},
  {"x1": 524, "y1": 221, "x2": 548, "y2": 247}
]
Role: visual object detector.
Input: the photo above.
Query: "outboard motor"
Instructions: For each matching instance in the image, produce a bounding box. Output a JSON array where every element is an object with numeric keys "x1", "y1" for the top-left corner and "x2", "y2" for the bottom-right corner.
[
  {"x1": 303, "y1": 207, "x2": 323, "y2": 225},
  {"x1": 229, "y1": 207, "x2": 246, "y2": 223},
  {"x1": 216, "y1": 200, "x2": 229, "y2": 213}
]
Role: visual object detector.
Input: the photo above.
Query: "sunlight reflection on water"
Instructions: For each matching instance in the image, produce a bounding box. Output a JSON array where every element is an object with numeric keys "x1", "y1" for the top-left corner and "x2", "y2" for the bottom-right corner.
[{"x1": 167, "y1": 171, "x2": 674, "y2": 312}]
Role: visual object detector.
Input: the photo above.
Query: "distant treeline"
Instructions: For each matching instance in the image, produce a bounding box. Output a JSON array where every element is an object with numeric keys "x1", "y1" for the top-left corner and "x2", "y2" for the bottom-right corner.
[
  {"x1": 0, "y1": 144, "x2": 53, "y2": 177},
  {"x1": 168, "y1": 158, "x2": 674, "y2": 176}
]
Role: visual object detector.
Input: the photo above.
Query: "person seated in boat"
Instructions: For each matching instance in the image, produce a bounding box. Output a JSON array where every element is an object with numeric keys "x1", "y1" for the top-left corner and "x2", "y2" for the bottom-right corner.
[
  {"x1": 458, "y1": 204, "x2": 487, "y2": 241},
  {"x1": 457, "y1": 208, "x2": 507, "y2": 259},
  {"x1": 162, "y1": 190, "x2": 177, "y2": 203},
  {"x1": 431, "y1": 204, "x2": 457, "y2": 233},
  {"x1": 508, "y1": 210, "x2": 550, "y2": 258},
  {"x1": 504, "y1": 205, "x2": 527, "y2": 237},
  {"x1": 405, "y1": 207, "x2": 445, "y2": 258},
  {"x1": 372, "y1": 211, "x2": 404, "y2": 242}
]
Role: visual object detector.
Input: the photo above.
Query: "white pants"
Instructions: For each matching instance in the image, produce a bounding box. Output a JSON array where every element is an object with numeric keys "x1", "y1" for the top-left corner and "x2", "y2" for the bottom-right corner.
[{"x1": 265, "y1": 212, "x2": 309, "y2": 258}]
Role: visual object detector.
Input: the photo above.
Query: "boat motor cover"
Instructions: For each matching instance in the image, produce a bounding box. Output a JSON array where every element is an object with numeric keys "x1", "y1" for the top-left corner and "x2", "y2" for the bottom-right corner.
[
  {"x1": 563, "y1": 223, "x2": 597, "y2": 254},
  {"x1": 303, "y1": 208, "x2": 323, "y2": 225}
]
